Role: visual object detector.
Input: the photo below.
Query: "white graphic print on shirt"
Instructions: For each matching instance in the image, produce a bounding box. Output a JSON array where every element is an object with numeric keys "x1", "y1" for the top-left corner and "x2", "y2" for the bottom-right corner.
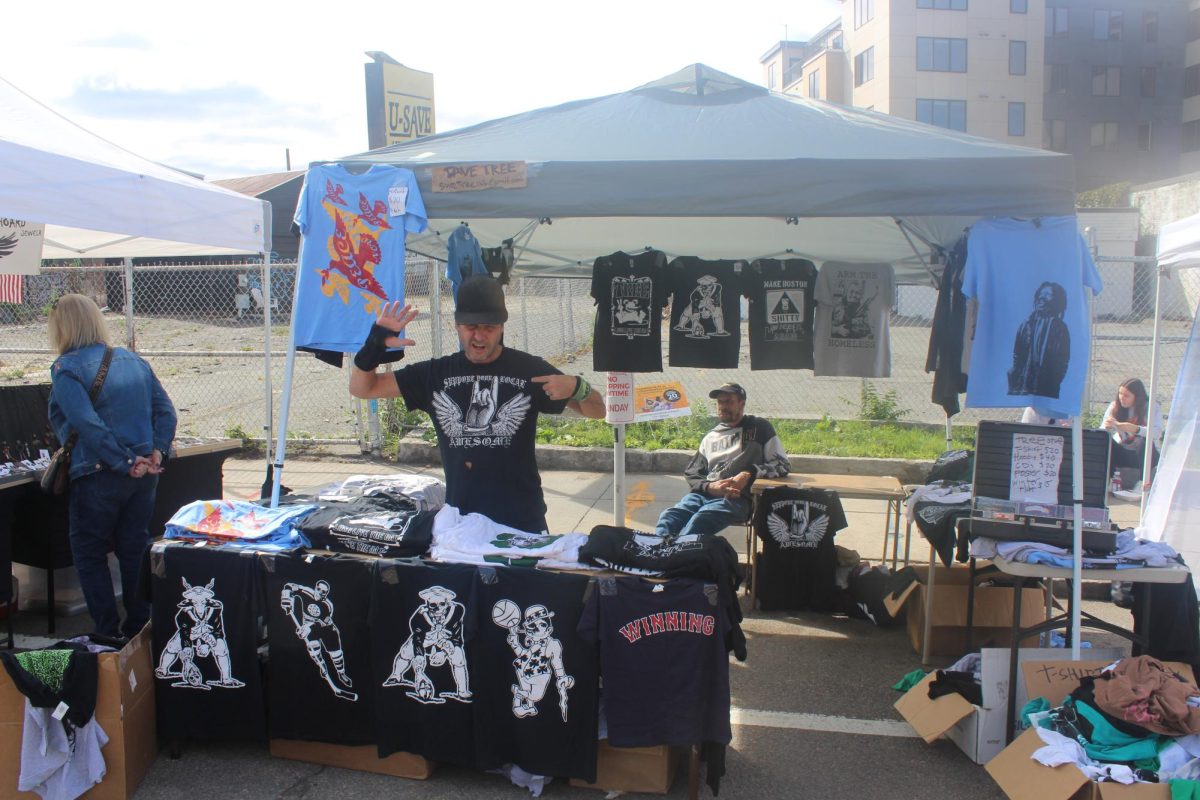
[
  {"x1": 624, "y1": 532, "x2": 706, "y2": 559},
  {"x1": 675, "y1": 275, "x2": 730, "y2": 340},
  {"x1": 766, "y1": 500, "x2": 830, "y2": 549},
  {"x1": 765, "y1": 283, "x2": 806, "y2": 341},
  {"x1": 280, "y1": 580, "x2": 358, "y2": 701},
  {"x1": 431, "y1": 376, "x2": 530, "y2": 447},
  {"x1": 155, "y1": 577, "x2": 246, "y2": 690},
  {"x1": 383, "y1": 585, "x2": 473, "y2": 704},
  {"x1": 492, "y1": 600, "x2": 575, "y2": 721},
  {"x1": 610, "y1": 276, "x2": 654, "y2": 338}
]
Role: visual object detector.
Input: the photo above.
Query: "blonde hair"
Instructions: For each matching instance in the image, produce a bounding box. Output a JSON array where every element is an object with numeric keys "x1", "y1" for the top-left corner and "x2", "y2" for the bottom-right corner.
[{"x1": 48, "y1": 294, "x2": 110, "y2": 354}]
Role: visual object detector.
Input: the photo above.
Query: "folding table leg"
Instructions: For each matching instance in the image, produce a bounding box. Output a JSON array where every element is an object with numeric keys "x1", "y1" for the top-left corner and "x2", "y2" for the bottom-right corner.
[{"x1": 922, "y1": 542, "x2": 937, "y2": 665}]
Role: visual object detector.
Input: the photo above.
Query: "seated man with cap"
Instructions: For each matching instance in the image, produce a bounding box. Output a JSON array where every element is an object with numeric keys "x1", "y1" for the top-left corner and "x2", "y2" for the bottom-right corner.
[
  {"x1": 654, "y1": 382, "x2": 791, "y2": 538},
  {"x1": 349, "y1": 275, "x2": 605, "y2": 533}
]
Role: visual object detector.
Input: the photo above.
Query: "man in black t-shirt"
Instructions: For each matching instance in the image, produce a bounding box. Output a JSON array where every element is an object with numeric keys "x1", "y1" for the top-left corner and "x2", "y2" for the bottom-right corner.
[{"x1": 350, "y1": 276, "x2": 605, "y2": 532}]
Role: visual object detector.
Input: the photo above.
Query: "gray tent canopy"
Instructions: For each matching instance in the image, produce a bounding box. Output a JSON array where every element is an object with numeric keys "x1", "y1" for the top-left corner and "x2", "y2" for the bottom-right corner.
[{"x1": 341, "y1": 64, "x2": 1076, "y2": 281}]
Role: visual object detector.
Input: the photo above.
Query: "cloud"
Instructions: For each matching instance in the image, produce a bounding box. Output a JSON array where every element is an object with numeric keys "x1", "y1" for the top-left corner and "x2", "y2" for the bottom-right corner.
[
  {"x1": 63, "y1": 79, "x2": 328, "y2": 129},
  {"x1": 77, "y1": 32, "x2": 154, "y2": 50}
]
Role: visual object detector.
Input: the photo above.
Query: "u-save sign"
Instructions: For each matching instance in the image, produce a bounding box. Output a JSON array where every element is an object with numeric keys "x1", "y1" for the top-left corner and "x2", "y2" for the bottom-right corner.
[{"x1": 364, "y1": 52, "x2": 435, "y2": 150}]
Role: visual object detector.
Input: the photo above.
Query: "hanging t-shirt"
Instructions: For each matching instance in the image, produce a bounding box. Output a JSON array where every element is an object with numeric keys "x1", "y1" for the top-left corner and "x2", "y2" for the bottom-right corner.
[
  {"x1": 667, "y1": 258, "x2": 742, "y2": 369},
  {"x1": 813, "y1": 262, "x2": 895, "y2": 378},
  {"x1": 264, "y1": 553, "x2": 375, "y2": 744},
  {"x1": 150, "y1": 543, "x2": 266, "y2": 742},
  {"x1": 753, "y1": 487, "x2": 848, "y2": 612},
  {"x1": 393, "y1": 348, "x2": 568, "y2": 533},
  {"x1": 292, "y1": 164, "x2": 427, "y2": 352},
  {"x1": 577, "y1": 577, "x2": 731, "y2": 748},
  {"x1": 370, "y1": 561, "x2": 478, "y2": 765},
  {"x1": 446, "y1": 225, "x2": 486, "y2": 301},
  {"x1": 590, "y1": 250, "x2": 669, "y2": 373},
  {"x1": 961, "y1": 216, "x2": 1103, "y2": 417},
  {"x1": 744, "y1": 258, "x2": 819, "y2": 370},
  {"x1": 472, "y1": 567, "x2": 598, "y2": 782}
]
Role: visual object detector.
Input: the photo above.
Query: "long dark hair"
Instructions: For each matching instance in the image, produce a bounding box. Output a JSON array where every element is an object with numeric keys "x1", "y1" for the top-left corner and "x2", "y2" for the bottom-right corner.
[{"x1": 1115, "y1": 378, "x2": 1149, "y2": 425}]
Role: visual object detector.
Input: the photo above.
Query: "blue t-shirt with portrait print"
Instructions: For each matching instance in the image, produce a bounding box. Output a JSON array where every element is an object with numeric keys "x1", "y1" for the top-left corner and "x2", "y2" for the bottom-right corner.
[
  {"x1": 292, "y1": 164, "x2": 427, "y2": 352},
  {"x1": 961, "y1": 216, "x2": 1102, "y2": 417}
]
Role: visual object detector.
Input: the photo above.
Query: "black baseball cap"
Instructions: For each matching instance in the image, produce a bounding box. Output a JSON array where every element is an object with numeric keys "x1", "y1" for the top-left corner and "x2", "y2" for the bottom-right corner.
[
  {"x1": 708, "y1": 382, "x2": 747, "y2": 400},
  {"x1": 455, "y1": 275, "x2": 508, "y2": 325}
]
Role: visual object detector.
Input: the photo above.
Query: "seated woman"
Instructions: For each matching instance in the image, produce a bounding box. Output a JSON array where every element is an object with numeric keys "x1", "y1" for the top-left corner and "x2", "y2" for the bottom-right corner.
[{"x1": 1100, "y1": 378, "x2": 1163, "y2": 488}]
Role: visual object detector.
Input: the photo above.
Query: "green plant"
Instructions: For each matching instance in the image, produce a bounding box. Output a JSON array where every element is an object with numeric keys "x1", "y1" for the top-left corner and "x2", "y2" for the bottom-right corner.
[{"x1": 856, "y1": 380, "x2": 907, "y2": 422}]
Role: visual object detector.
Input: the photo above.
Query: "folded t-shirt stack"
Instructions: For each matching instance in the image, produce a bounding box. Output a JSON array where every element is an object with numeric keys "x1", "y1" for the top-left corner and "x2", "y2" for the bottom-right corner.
[
  {"x1": 296, "y1": 495, "x2": 436, "y2": 558},
  {"x1": 164, "y1": 499, "x2": 317, "y2": 551},
  {"x1": 429, "y1": 504, "x2": 591, "y2": 569},
  {"x1": 316, "y1": 473, "x2": 445, "y2": 511}
]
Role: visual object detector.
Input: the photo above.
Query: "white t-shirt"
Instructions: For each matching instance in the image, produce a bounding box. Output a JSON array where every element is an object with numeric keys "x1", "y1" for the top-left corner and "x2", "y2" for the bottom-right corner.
[{"x1": 813, "y1": 262, "x2": 894, "y2": 377}]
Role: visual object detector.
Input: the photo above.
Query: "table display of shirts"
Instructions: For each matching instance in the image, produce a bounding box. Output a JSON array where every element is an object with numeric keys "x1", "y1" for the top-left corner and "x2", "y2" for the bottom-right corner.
[
  {"x1": 813, "y1": 262, "x2": 895, "y2": 378},
  {"x1": 291, "y1": 164, "x2": 427, "y2": 353},
  {"x1": 744, "y1": 258, "x2": 819, "y2": 370},
  {"x1": 666, "y1": 257, "x2": 742, "y2": 369},
  {"x1": 369, "y1": 561, "x2": 478, "y2": 766},
  {"x1": 264, "y1": 553, "x2": 376, "y2": 745},
  {"x1": 296, "y1": 496, "x2": 436, "y2": 558},
  {"x1": 590, "y1": 250, "x2": 669, "y2": 373},
  {"x1": 753, "y1": 487, "x2": 848, "y2": 612},
  {"x1": 471, "y1": 567, "x2": 598, "y2": 782},
  {"x1": 961, "y1": 216, "x2": 1102, "y2": 417},
  {"x1": 150, "y1": 543, "x2": 266, "y2": 742}
]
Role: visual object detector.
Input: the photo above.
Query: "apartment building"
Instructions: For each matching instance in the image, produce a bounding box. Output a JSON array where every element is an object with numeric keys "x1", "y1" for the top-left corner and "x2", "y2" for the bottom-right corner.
[{"x1": 1184, "y1": 0, "x2": 1200, "y2": 174}]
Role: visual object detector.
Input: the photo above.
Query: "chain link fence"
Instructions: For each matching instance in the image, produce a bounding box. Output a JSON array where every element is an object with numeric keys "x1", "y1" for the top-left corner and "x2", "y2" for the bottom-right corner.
[{"x1": 1, "y1": 253, "x2": 1196, "y2": 447}]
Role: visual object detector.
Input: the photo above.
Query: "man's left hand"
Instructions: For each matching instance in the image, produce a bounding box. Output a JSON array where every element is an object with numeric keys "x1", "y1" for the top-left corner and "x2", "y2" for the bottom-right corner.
[{"x1": 532, "y1": 374, "x2": 579, "y2": 402}]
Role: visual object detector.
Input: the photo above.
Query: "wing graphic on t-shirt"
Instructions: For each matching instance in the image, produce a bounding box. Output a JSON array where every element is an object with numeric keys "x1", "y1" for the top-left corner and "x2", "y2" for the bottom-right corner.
[
  {"x1": 800, "y1": 514, "x2": 829, "y2": 543},
  {"x1": 431, "y1": 390, "x2": 466, "y2": 437},
  {"x1": 766, "y1": 512, "x2": 791, "y2": 545},
  {"x1": 488, "y1": 393, "x2": 530, "y2": 437}
]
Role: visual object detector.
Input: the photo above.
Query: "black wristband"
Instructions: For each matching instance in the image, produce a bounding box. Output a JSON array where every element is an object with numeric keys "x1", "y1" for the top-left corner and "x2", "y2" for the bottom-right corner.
[{"x1": 353, "y1": 324, "x2": 394, "y2": 371}]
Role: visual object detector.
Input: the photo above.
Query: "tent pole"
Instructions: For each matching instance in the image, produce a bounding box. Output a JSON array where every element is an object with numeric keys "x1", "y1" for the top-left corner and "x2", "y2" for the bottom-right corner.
[
  {"x1": 123, "y1": 258, "x2": 135, "y2": 349},
  {"x1": 1142, "y1": 262, "x2": 1166, "y2": 519},
  {"x1": 1071, "y1": 416, "x2": 1083, "y2": 661},
  {"x1": 614, "y1": 423, "x2": 626, "y2": 526},
  {"x1": 261, "y1": 254, "x2": 273, "y2": 469},
  {"x1": 270, "y1": 248, "x2": 305, "y2": 508},
  {"x1": 945, "y1": 415, "x2": 953, "y2": 452}
]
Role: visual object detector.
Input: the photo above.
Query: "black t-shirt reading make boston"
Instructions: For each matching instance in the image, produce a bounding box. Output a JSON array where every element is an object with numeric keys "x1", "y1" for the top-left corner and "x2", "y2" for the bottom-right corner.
[
  {"x1": 745, "y1": 258, "x2": 818, "y2": 370},
  {"x1": 590, "y1": 250, "x2": 669, "y2": 373},
  {"x1": 667, "y1": 258, "x2": 743, "y2": 369},
  {"x1": 394, "y1": 349, "x2": 568, "y2": 533}
]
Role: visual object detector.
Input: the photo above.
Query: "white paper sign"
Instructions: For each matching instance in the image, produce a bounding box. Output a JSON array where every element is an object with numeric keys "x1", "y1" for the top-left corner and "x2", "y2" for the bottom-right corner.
[
  {"x1": 0, "y1": 218, "x2": 45, "y2": 275},
  {"x1": 1010, "y1": 433, "x2": 1064, "y2": 503},
  {"x1": 605, "y1": 372, "x2": 635, "y2": 424},
  {"x1": 387, "y1": 186, "x2": 408, "y2": 217}
]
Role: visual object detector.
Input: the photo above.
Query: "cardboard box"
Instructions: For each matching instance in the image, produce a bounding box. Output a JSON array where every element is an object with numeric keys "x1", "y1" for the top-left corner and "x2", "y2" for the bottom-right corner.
[
  {"x1": 570, "y1": 741, "x2": 682, "y2": 795},
  {"x1": 269, "y1": 739, "x2": 434, "y2": 780},
  {"x1": 905, "y1": 564, "x2": 1051, "y2": 658},
  {"x1": 0, "y1": 625, "x2": 157, "y2": 800}
]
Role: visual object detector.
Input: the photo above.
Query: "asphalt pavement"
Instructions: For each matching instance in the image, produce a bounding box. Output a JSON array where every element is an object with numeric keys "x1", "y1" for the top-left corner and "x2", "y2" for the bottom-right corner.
[{"x1": 8, "y1": 450, "x2": 1147, "y2": 799}]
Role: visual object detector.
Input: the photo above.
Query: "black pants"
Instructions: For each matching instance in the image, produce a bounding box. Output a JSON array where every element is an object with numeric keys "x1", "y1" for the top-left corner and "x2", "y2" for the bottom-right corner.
[{"x1": 1109, "y1": 439, "x2": 1159, "y2": 482}]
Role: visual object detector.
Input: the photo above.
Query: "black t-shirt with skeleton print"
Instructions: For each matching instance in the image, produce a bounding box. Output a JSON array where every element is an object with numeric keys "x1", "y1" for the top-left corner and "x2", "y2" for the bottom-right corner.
[
  {"x1": 393, "y1": 348, "x2": 568, "y2": 532},
  {"x1": 590, "y1": 250, "x2": 669, "y2": 373}
]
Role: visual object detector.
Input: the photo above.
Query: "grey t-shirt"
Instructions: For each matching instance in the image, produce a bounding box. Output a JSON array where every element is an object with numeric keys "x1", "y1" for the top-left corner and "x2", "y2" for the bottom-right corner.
[{"x1": 813, "y1": 262, "x2": 895, "y2": 378}]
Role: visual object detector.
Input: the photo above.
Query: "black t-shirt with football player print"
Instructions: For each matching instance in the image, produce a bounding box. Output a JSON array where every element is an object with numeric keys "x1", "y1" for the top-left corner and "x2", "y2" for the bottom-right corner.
[
  {"x1": 667, "y1": 257, "x2": 743, "y2": 369},
  {"x1": 296, "y1": 495, "x2": 435, "y2": 558},
  {"x1": 370, "y1": 560, "x2": 479, "y2": 765},
  {"x1": 590, "y1": 250, "x2": 669, "y2": 373},
  {"x1": 472, "y1": 567, "x2": 598, "y2": 782},
  {"x1": 150, "y1": 543, "x2": 266, "y2": 742},
  {"x1": 263, "y1": 552, "x2": 376, "y2": 745},
  {"x1": 744, "y1": 258, "x2": 819, "y2": 370},
  {"x1": 753, "y1": 486, "x2": 848, "y2": 612},
  {"x1": 393, "y1": 348, "x2": 568, "y2": 533}
]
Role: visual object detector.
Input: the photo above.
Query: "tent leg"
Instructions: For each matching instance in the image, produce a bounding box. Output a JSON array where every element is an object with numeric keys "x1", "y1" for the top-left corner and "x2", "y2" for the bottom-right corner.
[
  {"x1": 1070, "y1": 417, "x2": 1084, "y2": 661},
  {"x1": 1143, "y1": 264, "x2": 1166, "y2": 519},
  {"x1": 261, "y1": 254, "x2": 273, "y2": 469},
  {"x1": 614, "y1": 423, "x2": 626, "y2": 526}
]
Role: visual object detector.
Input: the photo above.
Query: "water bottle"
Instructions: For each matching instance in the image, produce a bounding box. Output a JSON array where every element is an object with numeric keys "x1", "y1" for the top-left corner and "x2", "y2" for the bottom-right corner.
[{"x1": 1111, "y1": 470, "x2": 1122, "y2": 494}]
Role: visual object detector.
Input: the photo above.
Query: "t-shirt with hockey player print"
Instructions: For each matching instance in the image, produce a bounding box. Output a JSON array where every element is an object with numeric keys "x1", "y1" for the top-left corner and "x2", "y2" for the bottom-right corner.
[
  {"x1": 590, "y1": 250, "x2": 669, "y2": 373},
  {"x1": 150, "y1": 542, "x2": 265, "y2": 742},
  {"x1": 264, "y1": 552, "x2": 375, "y2": 745},
  {"x1": 292, "y1": 163, "x2": 427, "y2": 353},
  {"x1": 577, "y1": 576, "x2": 731, "y2": 749},
  {"x1": 667, "y1": 258, "x2": 742, "y2": 369},
  {"x1": 753, "y1": 487, "x2": 848, "y2": 612},
  {"x1": 296, "y1": 495, "x2": 436, "y2": 558},
  {"x1": 370, "y1": 561, "x2": 478, "y2": 765},
  {"x1": 813, "y1": 261, "x2": 895, "y2": 378},
  {"x1": 961, "y1": 216, "x2": 1103, "y2": 418},
  {"x1": 472, "y1": 567, "x2": 598, "y2": 782},
  {"x1": 392, "y1": 348, "x2": 569, "y2": 533},
  {"x1": 744, "y1": 258, "x2": 818, "y2": 370}
]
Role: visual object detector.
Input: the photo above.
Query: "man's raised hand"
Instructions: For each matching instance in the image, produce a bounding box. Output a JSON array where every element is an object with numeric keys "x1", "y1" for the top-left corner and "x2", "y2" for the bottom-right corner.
[{"x1": 375, "y1": 301, "x2": 420, "y2": 349}]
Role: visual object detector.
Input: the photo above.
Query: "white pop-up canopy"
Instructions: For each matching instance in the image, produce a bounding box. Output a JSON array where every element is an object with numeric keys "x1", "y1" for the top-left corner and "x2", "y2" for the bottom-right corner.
[{"x1": 0, "y1": 76, "x2": 270, "y2": 258}]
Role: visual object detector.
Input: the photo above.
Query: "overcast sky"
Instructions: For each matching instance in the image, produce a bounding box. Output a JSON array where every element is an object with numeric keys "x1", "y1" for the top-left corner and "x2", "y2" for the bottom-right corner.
[{"x1": 2, "y1": 0, "x2": 841, "y2": 179}]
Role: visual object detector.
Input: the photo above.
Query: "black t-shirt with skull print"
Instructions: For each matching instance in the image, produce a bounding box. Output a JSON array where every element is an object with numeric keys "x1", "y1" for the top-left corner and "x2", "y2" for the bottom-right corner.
[
  {"x1": 393, "y1": 348, "x2": 568, "y2": 532},
  {"x1": 753, "y1": 486, "x2": 848, "y2": 612},
  {"x1": 590, "y1": 250, "x2": 670, "y2": 373},
  {"x1": 667, "y1": 257, "x2": 743, "y2": 369}
]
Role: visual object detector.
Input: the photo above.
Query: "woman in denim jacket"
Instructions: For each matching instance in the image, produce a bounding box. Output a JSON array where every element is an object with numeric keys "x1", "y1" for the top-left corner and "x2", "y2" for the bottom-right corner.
[{"x1": 47, "y1": 294, "x2": 177, "y2": 640}]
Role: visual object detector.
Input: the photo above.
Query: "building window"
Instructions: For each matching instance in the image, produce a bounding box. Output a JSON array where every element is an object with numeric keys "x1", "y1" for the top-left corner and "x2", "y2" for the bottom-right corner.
[
  {"x1": 768, "y1": 64, "x2": 777, "y2": 89},
  {"x1": 854, "y1": 0, "x2": 874, "y2": 29},
  {"x1": 916, "y1": 99, "x2": 967, "y2": 132},
  {"x1": 1046, "y1": 64, "x2": 1068, "y2": 94},
  {"x1": 1046, "y1": 7, "x2": 1069, "y2": 38},
  {"x1": 1092, "y1": 66, "x2": 1120, "y2": 97},
  {"x1": 917, "y1": 37, "x2": 967, "y2": 72},
  {"x1": 1009, "y1": 41, "x2": 1026, "y2": 75},
  {"x1": 1137, "y1": 123, "x2": 1151, "y2": 152},
  {"x1": 1186, "y1": 65, "x2": 1200, "y2": 99},
  {"x1": 1094, "y1": 10, "x2": 1123, "y2": 41},
  {"x1": 808, "y1": 69, "x2": 821, "y2": 99},
  {"x1": 1090, "y1": 122, "x2": 1119, "y2": 151},
  {"x1": 1184, "y1": 120, "x2": 1200, "y2": 153},
  {"x1": 1143, "y1": 12, "x2": 1157, "y2": 43},
  {"x1": 1140, "y1": 67, "x2": 1156, "y2": 98},
  {"x1": 918, "y1": 0, "x2": 967, "y2": 9},
  {"x1": 833, "y1": 34, "x2": 844, "y2": 49},
  {"x1": 1011, "y1": 0, "x2": 1027, "y2": 13},
  {"x1": 1008, "y1": 102, "x2": 1026, "y2": 137},
  {"x1": 855, "y1": 47, "x2": 875, "y2": 86},
  {"x1": 1044, "y1": 119, "x2": 1066, "y2": 151},
  {"x1": 1190, "y1": 8, "x2": 1200, "y2": 42}
]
